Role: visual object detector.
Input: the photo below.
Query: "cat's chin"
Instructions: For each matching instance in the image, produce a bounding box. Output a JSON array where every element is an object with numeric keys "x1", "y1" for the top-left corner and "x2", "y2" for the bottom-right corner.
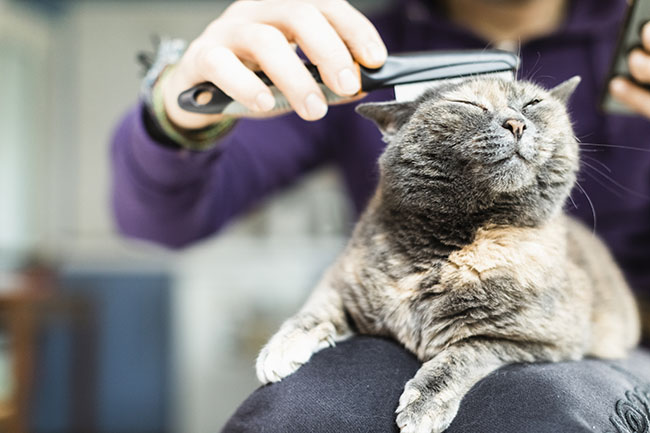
[{"x1": 486, "y1": 157, "x2": 536, "y2": 193}]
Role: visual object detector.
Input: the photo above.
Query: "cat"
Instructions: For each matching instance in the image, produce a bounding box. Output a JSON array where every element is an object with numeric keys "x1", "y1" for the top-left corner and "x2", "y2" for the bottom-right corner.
[{"x1": 255, "y1": 76, "x2": 641, "y2": 433}]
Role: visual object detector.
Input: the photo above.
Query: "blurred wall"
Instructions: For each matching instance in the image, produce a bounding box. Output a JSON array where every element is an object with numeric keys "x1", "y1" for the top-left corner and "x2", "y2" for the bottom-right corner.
[
  {"x1": 3, "y1": 0, "x2": 390, "y2": 431},
  {"x1": 0, "y1": 3, "x2": 50, "y2": 259}
]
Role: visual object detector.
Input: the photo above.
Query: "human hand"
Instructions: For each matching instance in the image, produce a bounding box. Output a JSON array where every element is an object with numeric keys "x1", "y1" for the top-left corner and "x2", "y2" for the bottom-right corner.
[
  {"x1": 609, "y1": 22, "x2": 650, "y2": 119},
  {"x1": 160, "y1": 0, "x2": 387, "y2": 129}
]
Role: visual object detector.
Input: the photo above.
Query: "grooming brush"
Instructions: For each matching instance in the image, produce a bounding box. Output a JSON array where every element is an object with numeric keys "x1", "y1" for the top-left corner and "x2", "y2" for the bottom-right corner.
[{"x1": 178, "y1": 49, "x2": 519, "y2": 118}]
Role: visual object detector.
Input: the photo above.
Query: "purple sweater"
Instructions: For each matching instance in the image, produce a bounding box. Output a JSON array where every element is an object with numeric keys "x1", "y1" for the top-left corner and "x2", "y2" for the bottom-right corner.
[{"x1": 112, "y1": 0, "x2": 650, "y2": 295}]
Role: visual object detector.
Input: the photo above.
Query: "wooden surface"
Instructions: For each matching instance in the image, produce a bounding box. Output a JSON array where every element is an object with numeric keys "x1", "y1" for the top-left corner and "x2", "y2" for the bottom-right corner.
[{"x1": 0, "y1": 268, "x2": 96, "y2": 433}]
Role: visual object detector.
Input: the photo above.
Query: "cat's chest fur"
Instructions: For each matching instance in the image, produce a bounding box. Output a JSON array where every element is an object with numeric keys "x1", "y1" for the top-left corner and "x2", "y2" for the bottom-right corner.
[{"x1": 337, "y1": 213, "x2": 589, "y2": 360}]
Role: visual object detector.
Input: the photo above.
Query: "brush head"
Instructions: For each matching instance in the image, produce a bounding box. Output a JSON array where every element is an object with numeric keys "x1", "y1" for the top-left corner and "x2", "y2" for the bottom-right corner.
[{"x1": 393, "y1": 70, "x2": 516, "y2": 102}]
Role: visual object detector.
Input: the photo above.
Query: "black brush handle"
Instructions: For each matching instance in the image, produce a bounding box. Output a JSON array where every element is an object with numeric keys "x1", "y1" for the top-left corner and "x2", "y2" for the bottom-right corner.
[{"x1": 178, "y1": 63, "x2": 324, "y2": 114}]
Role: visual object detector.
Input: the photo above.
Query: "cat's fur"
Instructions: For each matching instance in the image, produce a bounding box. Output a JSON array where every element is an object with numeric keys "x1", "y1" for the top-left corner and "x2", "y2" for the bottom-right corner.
[{"x1": 256, "y1": 76, "x2": 641, "y2": 433}]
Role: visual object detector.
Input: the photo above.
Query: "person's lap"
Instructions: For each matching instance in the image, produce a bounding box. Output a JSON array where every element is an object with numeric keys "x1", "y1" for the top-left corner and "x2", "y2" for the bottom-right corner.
[{"x1": 222, "y1": 336, "x2": 650, "y2": 433}]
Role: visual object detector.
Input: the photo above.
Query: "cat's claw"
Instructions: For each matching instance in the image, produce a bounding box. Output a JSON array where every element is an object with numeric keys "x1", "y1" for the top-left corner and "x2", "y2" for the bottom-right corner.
[
  {"x1": 396, "y1": 387, "x2": 421, "y2": 412},
  {"x1": 256, "y1": 321, "x2": 337, "y2": 384},
  {"x1": 396, "y1": 384, "x2": 459, "y2": 433}
]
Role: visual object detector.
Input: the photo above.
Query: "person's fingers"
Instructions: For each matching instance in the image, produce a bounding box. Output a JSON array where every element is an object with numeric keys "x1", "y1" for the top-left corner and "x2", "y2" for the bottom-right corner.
[
  {"x1": 165, "y1": 0, "x2": 384, "y2": 123},
  {"x1": 231, "y1": 23, "x2": 328, "y2": 120},
  {"x1": 629, "y1": 48, "x2": 650, "y2": 84},
  {"x1": 313, "y1": 0, "x2": 387, "y2": 68},
  {"x1": 642, "y1": 21, "x2": 650, "y2": 51},
  {"x1": 256, "y1": 1, "x2": 360, "y2": 96},
  {"x1": 610, "y1": 77, "x2": 650, "y2": 119},
  {"x1": 197, "y1": 45, "x2": 276, "y2": 112}
]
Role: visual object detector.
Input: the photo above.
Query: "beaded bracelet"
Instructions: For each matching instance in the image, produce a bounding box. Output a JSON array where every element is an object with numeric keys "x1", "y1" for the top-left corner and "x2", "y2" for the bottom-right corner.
[{"x1": 140, "y1": 37, "x2": 237, "y2": 151}]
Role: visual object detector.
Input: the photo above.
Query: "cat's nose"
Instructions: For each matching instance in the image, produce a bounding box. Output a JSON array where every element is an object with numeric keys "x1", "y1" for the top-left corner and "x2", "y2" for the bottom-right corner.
[{"x1": 502, "y1": 118, "x2": 526, "y2": 140}]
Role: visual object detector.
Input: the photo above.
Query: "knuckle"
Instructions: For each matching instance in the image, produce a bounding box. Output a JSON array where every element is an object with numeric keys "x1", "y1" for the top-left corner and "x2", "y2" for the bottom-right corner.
[
  {"x1": 291, "y1": 2, "x2": 321, "y2": 21},
  {"x1": 193, "y1": 43, "x2": 213, "y2": 70},
  {"x1": 196, "y1": 45, "x2": 219, "y2": 70},
  {"x1": 345, "y1": 17, "x2": 375, "y2": 39},
  {"x1": 316, "y1": 48, "x2": 351, "y2": 68},
  {"x1": 183, "y1": 40, "x2": 204, "y2": 63},
  {"x1": 251, "y1": 25, "x2": 287, "y2": 50},
  {"x1": 319, "y1": 0, "x2": 350, "y2": 12},
  {"x1": 202, "y1": 46, "x2": 233, "y2": 72},
  {"x1": 223, "y1": 0, "x2": 256, "y2": 17}
]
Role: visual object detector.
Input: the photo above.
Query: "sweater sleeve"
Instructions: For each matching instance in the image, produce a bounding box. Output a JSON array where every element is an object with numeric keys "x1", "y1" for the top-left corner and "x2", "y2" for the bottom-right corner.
[{"x1": 110, "y1": 103, "x2": 331, "y2": 249}]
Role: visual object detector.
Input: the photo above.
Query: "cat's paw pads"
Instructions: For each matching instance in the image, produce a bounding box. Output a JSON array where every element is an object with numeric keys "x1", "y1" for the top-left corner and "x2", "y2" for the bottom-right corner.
[
  {"x1": 395, "y1": 384, "x2": 459, "y2": 433},
  {"x1": 256, "y1": 322, "x2": 336, "y2": 384}
]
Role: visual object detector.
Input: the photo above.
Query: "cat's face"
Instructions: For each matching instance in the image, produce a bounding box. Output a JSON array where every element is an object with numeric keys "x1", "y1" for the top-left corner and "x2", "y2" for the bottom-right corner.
[{"x1": 357, "y1": 76, "x2": 581, "y2": 224}]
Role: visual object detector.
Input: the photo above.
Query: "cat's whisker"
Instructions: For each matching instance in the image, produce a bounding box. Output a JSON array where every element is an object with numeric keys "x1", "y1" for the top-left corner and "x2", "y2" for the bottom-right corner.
[
  {"x1": 567, "y1": 193, "x2": 578, "y2": 210},
  {"x1": 579, "y1": 142, "x2": 650, "y2": 153},
  {"x1": 574, "y1": 181, "x2": 597, "y2": 234},
  {"x1": 581, "y1": 168, "x2": 626, "y2": 200},
  {"x1": 514, "y1": 38, "x2": 523, "y2": 81},
  {"x1": 578, "y1": 131, "x2": 595, "y2": 141},
  {"x1": 581, "y1": 155, "x2": 612, "y2": 173},
  {"x1": 522, "y1": 52, "x2": 543, "y2": 82},
  {"x1": 581, "y1": 161, "x2": 650, "y2": 200},
  {"x1": 531, "y1": 75, "x2": 557, "y2": 81},
  {"x1": 578, "y1": 148, "x2": 604, "y2": 153}
]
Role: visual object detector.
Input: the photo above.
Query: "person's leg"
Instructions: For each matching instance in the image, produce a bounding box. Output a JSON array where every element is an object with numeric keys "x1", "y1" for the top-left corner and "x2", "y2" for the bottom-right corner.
[
  {"x1": 448, "y1": 348, "x2": 650, "y2": 433},
  {"x1": 223, "y1": 336, "x2": 419, "y2": 433},
  {"x1": 223, "y1": 336, "x2": 650, "y2": 433}
]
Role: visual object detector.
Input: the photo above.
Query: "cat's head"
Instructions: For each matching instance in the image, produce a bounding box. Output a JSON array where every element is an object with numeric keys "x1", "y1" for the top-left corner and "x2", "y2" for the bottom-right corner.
[{"x1": 356, "y1": 76, "x2": 581, "y2": 227}]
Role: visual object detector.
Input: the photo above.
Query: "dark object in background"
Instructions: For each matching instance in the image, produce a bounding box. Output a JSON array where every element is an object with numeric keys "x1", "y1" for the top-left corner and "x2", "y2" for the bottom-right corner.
[{"x1": 601, "y1": 0, "x2": 650, "y2": 114}]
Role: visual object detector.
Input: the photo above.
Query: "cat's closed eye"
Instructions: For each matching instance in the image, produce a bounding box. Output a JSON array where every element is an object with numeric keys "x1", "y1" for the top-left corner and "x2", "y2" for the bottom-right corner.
[
  {"x1": 446, "y1": 99, "x2": 489, "y2": 112},
  {"x1": 523, "y1": 98, "x2": 543, "y2": 109}
]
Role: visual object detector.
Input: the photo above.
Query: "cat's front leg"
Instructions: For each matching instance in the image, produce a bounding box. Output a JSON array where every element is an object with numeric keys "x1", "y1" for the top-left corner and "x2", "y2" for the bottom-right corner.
[
  {"x1": 395, "y1": 339, "x2": 535, "y2": 433},
  {"x1": 256, "y1": 276, "x2": 351, "y2": 384}
]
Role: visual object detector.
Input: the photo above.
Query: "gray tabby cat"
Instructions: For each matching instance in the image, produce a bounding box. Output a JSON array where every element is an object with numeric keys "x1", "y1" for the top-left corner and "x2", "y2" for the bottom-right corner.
[{"x1": 256, "y1": 76, "x2": 641, "y2": 433}]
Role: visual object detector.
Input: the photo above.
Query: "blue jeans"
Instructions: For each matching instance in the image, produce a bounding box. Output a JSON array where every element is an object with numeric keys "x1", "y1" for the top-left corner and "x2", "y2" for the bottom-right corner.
[{"x1": 223, "y1": 336, "x2": 650, "y2": 433}]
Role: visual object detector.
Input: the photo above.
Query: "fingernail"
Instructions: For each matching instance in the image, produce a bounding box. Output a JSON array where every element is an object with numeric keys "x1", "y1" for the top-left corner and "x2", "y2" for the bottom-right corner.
[
  {"x1": 609, "y1": 77, "x2": 627, "y2": 96},
  {"x1": 304, "y1": 93, "x2": 328, "y2": 119},
  {"x1": 338, "y1": 68, "x2": 360, "y2": 95},
  {"x1": 255, "y1": 92, "x2": 275, "y2": 111},
  {"x1": 365, "y1": 42, "x2": 387, "y2": 66}
]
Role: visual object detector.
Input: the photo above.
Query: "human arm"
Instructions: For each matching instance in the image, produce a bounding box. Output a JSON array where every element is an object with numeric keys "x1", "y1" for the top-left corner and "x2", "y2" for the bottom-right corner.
[
  {"x1": 111, "y1": 106, "x2": 332, "y2": 249},
  {"x1": 111, "y1": 0, "x2": 388, "y2": 248}
]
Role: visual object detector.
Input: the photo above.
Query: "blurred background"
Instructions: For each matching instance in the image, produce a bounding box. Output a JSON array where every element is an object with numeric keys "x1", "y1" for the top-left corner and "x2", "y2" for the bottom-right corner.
[{"x1": 0, "y1": 0, "x2": 389, "y2": 432}]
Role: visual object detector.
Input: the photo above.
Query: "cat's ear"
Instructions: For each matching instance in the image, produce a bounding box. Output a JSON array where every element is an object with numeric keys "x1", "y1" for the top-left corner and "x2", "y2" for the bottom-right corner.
[
  {"x1": 549, "y1": 76, "x2": 581, "y2": 104},
  {"x1": 355, "y1": 101, "x2": 417, "y2": 137}
]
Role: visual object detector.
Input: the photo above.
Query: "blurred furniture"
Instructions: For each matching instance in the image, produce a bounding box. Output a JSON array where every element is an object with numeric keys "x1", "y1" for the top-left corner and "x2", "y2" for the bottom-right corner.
[
  {"x1": 0, "y1": 267, "x2": 96, "y2": 433},
  {"x1": 30, "y1": 269, "x2": 172, "y2": 433}
]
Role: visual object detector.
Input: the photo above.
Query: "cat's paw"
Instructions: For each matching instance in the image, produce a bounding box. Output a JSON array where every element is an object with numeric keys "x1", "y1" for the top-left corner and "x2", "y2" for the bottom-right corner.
[
  {"x1": 256, "y1": 321, "x2": 337, "y2": 384},
  {"x1": 395, "y1": 381, "x2": 460, "y2": 433}
]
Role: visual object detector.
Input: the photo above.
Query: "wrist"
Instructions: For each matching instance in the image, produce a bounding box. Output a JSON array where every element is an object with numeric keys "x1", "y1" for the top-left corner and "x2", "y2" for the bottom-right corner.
[
  {"x1": 152, "y1": 66, "x2": 237, "y2": 151},
  {"x1": 139, "y1": 37, "x2": 237, "y2": 151}
]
